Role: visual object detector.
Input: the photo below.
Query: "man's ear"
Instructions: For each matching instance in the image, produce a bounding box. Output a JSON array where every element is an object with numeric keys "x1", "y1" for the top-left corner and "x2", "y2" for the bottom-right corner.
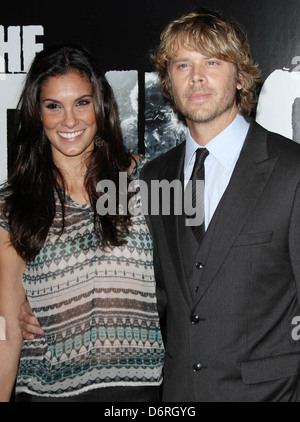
[{"x1": 236, "y1": 72, "x2": 245, "y2": 91}]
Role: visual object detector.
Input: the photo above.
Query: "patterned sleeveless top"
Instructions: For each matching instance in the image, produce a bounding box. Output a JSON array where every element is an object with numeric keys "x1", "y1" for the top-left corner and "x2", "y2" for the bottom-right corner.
[{"x1": 0, "y1": 157, "x2": 164, "y2": 398}]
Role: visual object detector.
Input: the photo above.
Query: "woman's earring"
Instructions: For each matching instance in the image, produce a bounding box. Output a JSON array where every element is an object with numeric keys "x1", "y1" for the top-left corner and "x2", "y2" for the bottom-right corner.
[{"x1": 94, "y1": 135, "x2": 104, "y2": 148}]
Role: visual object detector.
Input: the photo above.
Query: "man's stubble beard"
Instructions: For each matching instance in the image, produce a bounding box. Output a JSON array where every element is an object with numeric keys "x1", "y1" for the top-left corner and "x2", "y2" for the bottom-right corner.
[{"x1": 172, "y1": 82, "x2": 237, "y2": 125}]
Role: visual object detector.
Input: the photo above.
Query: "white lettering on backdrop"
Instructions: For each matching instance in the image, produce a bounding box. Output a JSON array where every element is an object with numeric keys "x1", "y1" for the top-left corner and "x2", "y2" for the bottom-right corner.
[{"x1": 0, "y1": 25, "x2": 44, "y2": 183}]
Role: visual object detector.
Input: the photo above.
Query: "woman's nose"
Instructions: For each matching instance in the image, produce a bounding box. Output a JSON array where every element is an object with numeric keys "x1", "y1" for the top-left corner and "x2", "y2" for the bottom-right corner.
[{"x1": 62, "y1": 108, "x2": 79, "y2": 128}]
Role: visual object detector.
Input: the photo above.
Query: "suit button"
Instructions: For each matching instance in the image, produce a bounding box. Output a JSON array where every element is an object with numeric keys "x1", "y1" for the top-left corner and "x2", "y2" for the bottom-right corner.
[
  {"x1": 192, "y1": 363, "x2": 202, "y2": 372},
  {"x1": 196, "y1": 262, "x2": 204, "y2": 270},
  {"x1": 191, "y1": 315, "x2": 201, "y2": 324}
]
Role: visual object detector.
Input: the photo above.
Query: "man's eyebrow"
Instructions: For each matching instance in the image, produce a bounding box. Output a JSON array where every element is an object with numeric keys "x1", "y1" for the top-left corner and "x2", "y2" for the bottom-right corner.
[
  {"x1": 170, "y1": 57, "x2": 190, "y2": 63},
  {"x1": 170, "y1": 55, "x2": 219, "y2": 62}
]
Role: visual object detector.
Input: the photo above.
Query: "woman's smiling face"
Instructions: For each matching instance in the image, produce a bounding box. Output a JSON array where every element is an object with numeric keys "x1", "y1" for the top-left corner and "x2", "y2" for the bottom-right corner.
[{"x1": 40, "y1": 70, "x2": 97, "y2": 164}]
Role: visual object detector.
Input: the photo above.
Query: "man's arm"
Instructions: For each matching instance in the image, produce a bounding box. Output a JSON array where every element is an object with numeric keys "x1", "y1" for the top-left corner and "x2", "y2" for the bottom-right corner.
[
  {"x1": 18, "y1": 300, "x2": 44, "y2": 340},
  {"x1": 140, "y1": 161, "x2": 168, "y2": 320},
  {"x1": 289, "y1": 179, "x2": 300, "y2": 305},
  {"x1": 0, "y1": 227, "x2": 26, "y2": 402}
]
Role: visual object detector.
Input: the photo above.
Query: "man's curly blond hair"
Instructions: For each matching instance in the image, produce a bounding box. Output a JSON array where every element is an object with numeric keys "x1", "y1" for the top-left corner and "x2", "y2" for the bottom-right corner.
[{"x1": 151, "y1": 9, "x2": 262, "y2": 116}]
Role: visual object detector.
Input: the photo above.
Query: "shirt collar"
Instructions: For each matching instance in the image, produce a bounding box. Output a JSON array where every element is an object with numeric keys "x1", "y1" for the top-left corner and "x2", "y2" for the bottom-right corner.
[{"x1": 184, "y1": 114, "x2": 250, "y2": 171}]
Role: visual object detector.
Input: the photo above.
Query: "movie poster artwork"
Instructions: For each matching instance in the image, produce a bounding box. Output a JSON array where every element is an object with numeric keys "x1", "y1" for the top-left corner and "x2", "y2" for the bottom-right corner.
[
  {"x1": 106, "y1": 70, "x2": 139, "y2": 154},
  {"x1": 106, "y1": 71, "x2": 187, "y2": 160},
  {"x1": 256, "y1": 57, "x2": 300, "y2": 143},
  {"x1": 144, "y1": 73, "x2": 186, "y2": 160}
]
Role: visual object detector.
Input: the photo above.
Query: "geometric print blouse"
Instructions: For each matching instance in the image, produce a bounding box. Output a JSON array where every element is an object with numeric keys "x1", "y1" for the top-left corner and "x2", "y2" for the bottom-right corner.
[{"x1": 0, "y1": 157, "x2": 164, "y2": 398}]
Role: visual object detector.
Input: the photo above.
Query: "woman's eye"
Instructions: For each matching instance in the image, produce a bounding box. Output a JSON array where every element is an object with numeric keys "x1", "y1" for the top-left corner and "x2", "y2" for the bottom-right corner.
[
  {"x1": 46, "y1": 103, "x2": 60, "y2": 110},
  {"x1": 77, "y1": 99, "x2": 91, "y2": 107}
]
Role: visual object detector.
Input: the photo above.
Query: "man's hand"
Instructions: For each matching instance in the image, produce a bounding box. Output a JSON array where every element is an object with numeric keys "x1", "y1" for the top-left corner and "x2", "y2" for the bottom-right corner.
[{"x1": 18, "y1": 300, "x2": 44, "y2": 340}]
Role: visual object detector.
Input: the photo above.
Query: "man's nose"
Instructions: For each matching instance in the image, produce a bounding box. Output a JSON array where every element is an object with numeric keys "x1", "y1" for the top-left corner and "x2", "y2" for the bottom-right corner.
[{"x1": 190, "y1": 66, "x2": 207, "y2": 84}]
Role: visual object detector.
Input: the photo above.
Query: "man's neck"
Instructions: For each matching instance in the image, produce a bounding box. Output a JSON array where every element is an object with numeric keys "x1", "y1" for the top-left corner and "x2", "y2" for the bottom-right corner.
[{"x1": 187, "y1": 107, "x2": 239, "y2": 146}]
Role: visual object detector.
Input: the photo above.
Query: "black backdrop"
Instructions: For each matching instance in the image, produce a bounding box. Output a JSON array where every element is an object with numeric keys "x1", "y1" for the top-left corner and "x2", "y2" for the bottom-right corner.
[
  {"x1": 1, "y1": 0, "x2": 300, "y2": 169},
  {"x1": 2, "y1": 0, "x2": 300, "y2": 76},
  {"x1": 2, "y1": 0, "x2": 299, "y2": 75}
]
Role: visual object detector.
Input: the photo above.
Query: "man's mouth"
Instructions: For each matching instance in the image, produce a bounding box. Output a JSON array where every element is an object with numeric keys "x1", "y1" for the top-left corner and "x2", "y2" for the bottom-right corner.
[{"x1": 187, "y1": 92, "x2": 212, "y2": 102}]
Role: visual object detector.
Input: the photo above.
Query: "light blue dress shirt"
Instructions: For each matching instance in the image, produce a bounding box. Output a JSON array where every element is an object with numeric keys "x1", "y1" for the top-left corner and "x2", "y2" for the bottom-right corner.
[{"x1": 184, "y1": 114, "x2": 250, "y2": 229}]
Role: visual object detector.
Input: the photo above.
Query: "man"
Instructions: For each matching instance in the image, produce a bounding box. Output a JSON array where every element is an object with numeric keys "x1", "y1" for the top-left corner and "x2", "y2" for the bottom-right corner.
[{"x1": 141, "y1": 9, "x2": 300, "y2": 402}]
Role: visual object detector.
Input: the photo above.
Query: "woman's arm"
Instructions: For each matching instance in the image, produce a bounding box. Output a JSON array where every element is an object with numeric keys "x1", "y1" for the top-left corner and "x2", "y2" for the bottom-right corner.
[{"x1": 0, "y1": 227, "x2": 26, "y2": 402}]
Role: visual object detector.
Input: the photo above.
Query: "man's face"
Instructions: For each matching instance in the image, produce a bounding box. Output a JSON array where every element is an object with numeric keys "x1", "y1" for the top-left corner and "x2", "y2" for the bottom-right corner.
[{"x1": 169, "y1": 44, "x2": 242, "y2": 126}]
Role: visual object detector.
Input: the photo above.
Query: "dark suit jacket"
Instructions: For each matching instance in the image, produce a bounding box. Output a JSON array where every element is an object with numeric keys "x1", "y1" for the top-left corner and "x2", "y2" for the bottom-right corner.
[{"x1": 141, "y1": 120, "x2": 300, "y2": 402}]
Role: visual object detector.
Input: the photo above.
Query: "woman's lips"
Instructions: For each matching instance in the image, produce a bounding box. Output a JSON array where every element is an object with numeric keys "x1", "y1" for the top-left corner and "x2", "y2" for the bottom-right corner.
[{"x1": 57, "y1": 130, "x2": 85, "y2": 140}]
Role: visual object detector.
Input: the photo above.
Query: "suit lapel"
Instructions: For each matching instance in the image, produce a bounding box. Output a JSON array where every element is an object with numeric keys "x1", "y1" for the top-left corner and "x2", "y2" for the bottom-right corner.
[
  {"x1": 159, "y1": 142, "x2": 195, "y2": 306},
  {"x1": 195, "y1": 121, "x2": 278, "y2": 303}
]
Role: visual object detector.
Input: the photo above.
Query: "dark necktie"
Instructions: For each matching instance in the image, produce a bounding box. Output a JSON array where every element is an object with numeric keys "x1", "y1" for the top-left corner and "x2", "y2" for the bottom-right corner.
[{"x1": 187, "y1": 148, "x2": 209, "y2": 244}]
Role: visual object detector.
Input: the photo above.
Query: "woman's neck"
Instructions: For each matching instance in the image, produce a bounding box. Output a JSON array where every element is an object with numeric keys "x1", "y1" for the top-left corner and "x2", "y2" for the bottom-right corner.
[{"x1": 55, "y1": 157, "x2": 90, "y2": 205}]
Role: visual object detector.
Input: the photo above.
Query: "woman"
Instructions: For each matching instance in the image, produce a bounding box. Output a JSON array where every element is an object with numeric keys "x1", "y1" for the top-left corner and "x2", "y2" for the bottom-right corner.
[{"x1": 0, "y1": 44, "x2": 164, "y2": 402}]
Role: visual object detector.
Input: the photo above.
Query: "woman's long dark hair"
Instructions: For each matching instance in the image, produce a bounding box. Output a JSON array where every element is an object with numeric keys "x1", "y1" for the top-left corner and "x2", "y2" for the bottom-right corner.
[{"x1": 2, "y1": 44, "x2": 133, "y2": 261}]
